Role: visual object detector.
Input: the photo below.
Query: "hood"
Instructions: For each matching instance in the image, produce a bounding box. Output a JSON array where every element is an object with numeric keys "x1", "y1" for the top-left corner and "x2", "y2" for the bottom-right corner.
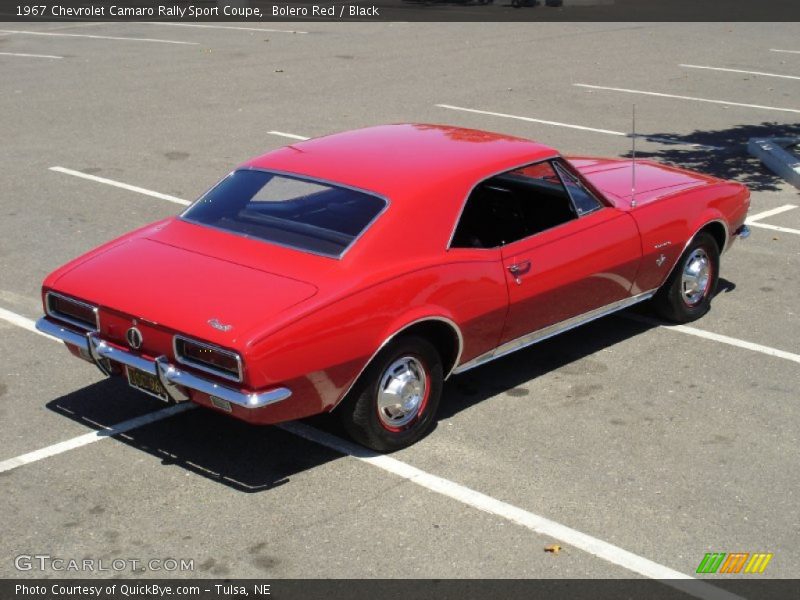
[
  {"x1": 570, "y1": 157, "x2": 717, "y2": 208},
  {"x1": 52, "y1": 237, "x2": 318, "y2": 345}
]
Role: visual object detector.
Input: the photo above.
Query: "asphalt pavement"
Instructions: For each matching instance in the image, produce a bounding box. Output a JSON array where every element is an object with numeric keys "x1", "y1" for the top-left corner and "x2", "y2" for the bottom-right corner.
[{"x1": 0, "y1": 20, "x2": 798, "y2": 588}]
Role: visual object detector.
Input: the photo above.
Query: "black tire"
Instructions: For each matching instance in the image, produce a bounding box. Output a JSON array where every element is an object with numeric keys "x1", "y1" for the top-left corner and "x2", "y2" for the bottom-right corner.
[
  {"x1": 338, "y1": 335, "x2": 443, "y2": 452},
  {"x1": 652, "y1": 232, "x2": 720, "y2": 323}
]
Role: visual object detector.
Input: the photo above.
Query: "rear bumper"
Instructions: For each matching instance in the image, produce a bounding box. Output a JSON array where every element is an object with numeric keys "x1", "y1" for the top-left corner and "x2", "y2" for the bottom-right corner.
[{"x1": 35, "y1": 317, "x2": 292, "y2": 410}]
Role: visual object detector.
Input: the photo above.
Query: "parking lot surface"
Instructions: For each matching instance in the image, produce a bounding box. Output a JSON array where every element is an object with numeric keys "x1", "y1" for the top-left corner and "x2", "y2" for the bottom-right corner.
[{"x1": 1, "y1": 21, "x2": 798, "y2": 589}]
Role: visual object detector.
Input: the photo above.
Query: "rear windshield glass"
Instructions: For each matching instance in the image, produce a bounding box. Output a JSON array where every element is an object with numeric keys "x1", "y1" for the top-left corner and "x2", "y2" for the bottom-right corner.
[{"x1": 182, "y1": 170, "x2": 387, "y2": 258}]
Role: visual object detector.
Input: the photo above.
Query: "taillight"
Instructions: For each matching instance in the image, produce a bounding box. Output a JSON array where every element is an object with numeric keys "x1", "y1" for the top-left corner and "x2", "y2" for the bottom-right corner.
[
  {"x1": 46, "y1": 292, "x2": 99, "y2": 331},
  {"x1": 173, "y1": 336, "x2": 242, "y2": 382}
]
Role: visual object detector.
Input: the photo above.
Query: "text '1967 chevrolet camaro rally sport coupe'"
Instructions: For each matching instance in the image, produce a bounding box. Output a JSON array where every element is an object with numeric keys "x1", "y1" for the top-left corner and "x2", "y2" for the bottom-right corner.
[{"x1": 37, "y1": 124, "x2": 751, "y2": 451}]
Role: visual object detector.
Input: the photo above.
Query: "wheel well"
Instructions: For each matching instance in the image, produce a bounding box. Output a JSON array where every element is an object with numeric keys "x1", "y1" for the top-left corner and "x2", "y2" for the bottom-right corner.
[
  {"x1": 699, "y1": 221, "x2": 727, "y2": 253},
  {"x1": 399, "y1": 320, "x2": 461, "y2": 377}
]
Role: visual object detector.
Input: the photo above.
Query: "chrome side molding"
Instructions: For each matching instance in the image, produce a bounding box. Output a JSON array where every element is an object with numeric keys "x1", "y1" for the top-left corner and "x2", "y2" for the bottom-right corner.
[
  {"x1": 452, "y1": 289, "x2": 657, "y2": 374},
  {"x1": 35, "y1": 317, "x2": 291, "y2": 410}
]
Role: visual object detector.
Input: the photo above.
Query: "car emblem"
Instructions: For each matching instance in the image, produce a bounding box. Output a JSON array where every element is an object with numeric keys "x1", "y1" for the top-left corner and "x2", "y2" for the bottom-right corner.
[
  {"x1": 126, "y1": 326, "x2": 143, "y2": 349},
  {"x1": 208, "y1": 318, "x2": 232, "y2": 332}
]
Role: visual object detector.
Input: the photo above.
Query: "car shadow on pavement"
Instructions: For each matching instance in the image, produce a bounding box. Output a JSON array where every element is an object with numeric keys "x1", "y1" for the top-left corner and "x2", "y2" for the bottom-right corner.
[
  {"x1": 440, "y1": 275, "x2": 737, "y2": 418},
  {"x1": 46, "y1": 380, "x2": 343, "y2": 493},
  {"x1": 439, "y1": 311, "x2": 658, "y2": 418},
  {"x1": 624, "y1": 121, "x2": 800, "y2": 192},
  {"x1": 44, "y1": 292, "x2": 735, "y2": 493}
]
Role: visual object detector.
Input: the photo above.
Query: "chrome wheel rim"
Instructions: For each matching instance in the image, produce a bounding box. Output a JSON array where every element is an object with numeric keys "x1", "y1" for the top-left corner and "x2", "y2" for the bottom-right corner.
[
  {"x1": 376, "y1": 356, "x2": 428, "y2": 430},
  {"x1": 681, "y1": 248, "x2": 712, "y2": 306}
]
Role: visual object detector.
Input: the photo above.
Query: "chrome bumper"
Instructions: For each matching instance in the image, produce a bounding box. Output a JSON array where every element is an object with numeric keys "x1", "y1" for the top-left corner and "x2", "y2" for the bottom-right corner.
[
  {"x1": 735, "y1": 224, "x2": 751, "y2": 239},
  {"x1": 35, "y1": 317, "x2": 291, "y2": 410}
]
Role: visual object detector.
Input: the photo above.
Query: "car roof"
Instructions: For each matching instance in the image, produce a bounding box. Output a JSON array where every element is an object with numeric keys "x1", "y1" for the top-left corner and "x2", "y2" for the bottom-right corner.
[{"x1": 243, "y1": 124, "x2": 559, "y2": 200}]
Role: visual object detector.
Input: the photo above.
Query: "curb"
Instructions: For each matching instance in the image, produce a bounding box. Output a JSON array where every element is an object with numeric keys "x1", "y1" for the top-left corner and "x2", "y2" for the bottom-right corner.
[{"x1": 748, "y1": 137, "x2": 800, "y2": 190}]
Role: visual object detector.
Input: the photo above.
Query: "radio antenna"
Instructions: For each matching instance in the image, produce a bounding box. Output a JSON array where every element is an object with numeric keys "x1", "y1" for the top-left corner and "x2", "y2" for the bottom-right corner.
[{"x1": 631, "y1": 104, "x2": 637, "y2": 208}]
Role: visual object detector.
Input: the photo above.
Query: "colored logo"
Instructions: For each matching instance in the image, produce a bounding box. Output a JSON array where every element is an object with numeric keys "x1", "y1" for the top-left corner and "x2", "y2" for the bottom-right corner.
[{"x1": 696, "y1": 552, "x2": 773, "y2": 574}]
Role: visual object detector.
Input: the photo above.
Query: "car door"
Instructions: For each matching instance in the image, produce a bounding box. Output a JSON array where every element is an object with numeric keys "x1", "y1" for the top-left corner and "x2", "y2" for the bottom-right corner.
[{"x1": 498, "y1": 159, "x2": 642, "y2": 346}]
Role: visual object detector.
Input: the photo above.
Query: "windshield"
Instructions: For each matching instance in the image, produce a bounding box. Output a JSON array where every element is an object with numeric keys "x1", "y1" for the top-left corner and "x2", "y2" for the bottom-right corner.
[{"x1": 182, "y1": 169, "x2": 387, "y2": 258}]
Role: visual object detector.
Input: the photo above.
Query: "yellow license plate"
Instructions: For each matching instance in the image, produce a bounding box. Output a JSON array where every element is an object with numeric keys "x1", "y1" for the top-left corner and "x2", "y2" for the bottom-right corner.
[{"x1": 126, "y1": 366, "x2": 169, "y2": 402}]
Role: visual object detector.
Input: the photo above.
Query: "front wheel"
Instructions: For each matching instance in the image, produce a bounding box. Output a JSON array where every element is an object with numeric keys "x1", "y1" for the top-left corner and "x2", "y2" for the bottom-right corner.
[
  {"x1": 652, "y1": 232, "x2": 720, "y2": 323},
  {"x1": 338, "y1": 335, "x2": 443, "y2": 452}
]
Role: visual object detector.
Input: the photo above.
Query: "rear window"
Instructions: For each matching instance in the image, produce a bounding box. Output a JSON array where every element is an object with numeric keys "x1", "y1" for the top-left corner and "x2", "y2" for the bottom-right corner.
[{"x1": 182, "y1": 170, "x2": 387, "y2": 258}]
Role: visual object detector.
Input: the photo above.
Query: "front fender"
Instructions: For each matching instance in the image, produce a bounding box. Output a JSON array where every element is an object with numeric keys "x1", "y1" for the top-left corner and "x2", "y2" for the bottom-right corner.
[{"x1": 630, "y1": 182, "x2": 747, "y2": 293}]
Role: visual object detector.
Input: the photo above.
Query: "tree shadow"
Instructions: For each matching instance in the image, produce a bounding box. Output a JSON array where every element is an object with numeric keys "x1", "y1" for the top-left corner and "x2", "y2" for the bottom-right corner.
[{"x1": 626, "y1": 121, "x2": 800, "y2": 192}]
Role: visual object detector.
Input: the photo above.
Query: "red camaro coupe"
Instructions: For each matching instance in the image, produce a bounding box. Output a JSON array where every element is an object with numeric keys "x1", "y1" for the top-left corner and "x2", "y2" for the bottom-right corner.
[{"x1": 37, "y1": 124, "x2": 750, "y2": 451}]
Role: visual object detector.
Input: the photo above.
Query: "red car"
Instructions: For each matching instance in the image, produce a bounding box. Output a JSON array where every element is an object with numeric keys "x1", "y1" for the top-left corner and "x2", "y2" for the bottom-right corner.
[{"x1": 37, "y1": 124, "x2": 750, "y2": 451}]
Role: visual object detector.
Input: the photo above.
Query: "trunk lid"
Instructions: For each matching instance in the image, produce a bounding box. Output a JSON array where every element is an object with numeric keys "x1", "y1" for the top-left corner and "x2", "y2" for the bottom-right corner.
[{"x1": 52, "y1": 236, "x2": 318, "y2": 346}]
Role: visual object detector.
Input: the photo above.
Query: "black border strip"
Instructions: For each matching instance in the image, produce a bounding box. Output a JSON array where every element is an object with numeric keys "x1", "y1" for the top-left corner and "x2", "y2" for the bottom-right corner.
[{"x1": 2, "y1": 0, "x2": 799, "y2": 22}]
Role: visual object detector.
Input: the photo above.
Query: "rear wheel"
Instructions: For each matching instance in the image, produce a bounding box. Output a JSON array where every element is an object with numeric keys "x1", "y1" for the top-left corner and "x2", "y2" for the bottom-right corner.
[
  {"x1": 652, "y1": 232, "x2": 720, "y2": 323},
  {"x1": 338, "y1": 335, "x2": 443, "y2": 452}
]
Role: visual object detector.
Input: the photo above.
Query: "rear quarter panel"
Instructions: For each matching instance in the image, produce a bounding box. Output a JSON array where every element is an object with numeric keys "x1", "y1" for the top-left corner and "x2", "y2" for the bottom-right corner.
[{"x1": 239, "y1": 255, "x2": 508, "y2": 423}]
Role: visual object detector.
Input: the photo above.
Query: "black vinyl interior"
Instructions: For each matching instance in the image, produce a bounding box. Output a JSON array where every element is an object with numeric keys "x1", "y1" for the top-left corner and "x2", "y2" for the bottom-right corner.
[{"x1": 451, "y1": 172, "x2": 577, "y2": 249}]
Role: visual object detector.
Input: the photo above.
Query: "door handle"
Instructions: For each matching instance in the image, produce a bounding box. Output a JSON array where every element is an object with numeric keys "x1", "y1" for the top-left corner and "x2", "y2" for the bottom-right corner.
[{"x1": 507, "y1": 260, "x2": 531, "y2": 283}]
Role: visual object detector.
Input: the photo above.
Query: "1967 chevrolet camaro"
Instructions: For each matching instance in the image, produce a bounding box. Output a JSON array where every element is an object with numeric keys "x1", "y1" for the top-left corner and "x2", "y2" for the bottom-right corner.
[{"x1": 36, "y1": 124, "x2": 750, "y2": 451}]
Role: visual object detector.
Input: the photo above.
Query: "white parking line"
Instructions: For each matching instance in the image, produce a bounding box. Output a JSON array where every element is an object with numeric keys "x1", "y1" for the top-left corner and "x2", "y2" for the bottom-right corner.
[
  {"x1": 0, "y1": 51, "x2": 63, "y2": 59},
  {"x1": 0, "y1": 306, "x2": 743, "y2": 597},
  {"x1": 50, "y1": 167, "x2": 190, "y2": 206},
  {"x1": 145, "y1": 22, "x2": 308, "y2": 35},
  {"x1": 268, "y1": 130, "x2": 311, "y2": 140},
  {"x1": 435, "y1": 104, "x2": 722, "y2": 150},
  {"x1": 680, "y1": 64, "x2": 800, "y2": 81},
  {"x1": 0, "y1": 29, "x2": 199, "y2": 45},
  {"x1": 281, "y1": 422, "x2": 741, "y2": 600},
  {"x1": 746, "y1": 221, "x2": 800, "y2": 235},
  {"x1": 437, "y1": 104, "x2": 624, "y2": 135},
  {"x1": 0, "y1": 306, "x2": 56, "y2": 341},
  {"x1": 0, "y1": 403, "x2": 195, "y2": 474},
  {"x1": 746, "y1": 204, "x2": 800, "y2": 236},
  {"x1": 574, "y1": 84, "x2": 800, "y2": 115},
  {"x1": 0, "y1": 307, "x2": 197, "y2": 474},
  {"x1": 625, "y1": 314, "x2": 800, "y2": 365},
  {"x1": 746, "y1": 204, "x2": 798, "y2": 222},
  {"x1": 770, "y1": 49, "x2": 800, "y2": 55}
]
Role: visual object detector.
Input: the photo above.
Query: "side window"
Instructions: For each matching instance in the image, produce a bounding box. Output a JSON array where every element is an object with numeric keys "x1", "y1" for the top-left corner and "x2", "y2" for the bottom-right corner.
[
  {"x1": 451, "y1": 160, "x2": 578, "y2": 249},
  {"x1": 553, "y1": 161, "x2": 603, "y2": 216},
  {"x1": 450, "y1": 182, "x2": 529, "y2": 249},
  {"x1": 503, "y1": 161, "x2": 577, "y2": 237}
]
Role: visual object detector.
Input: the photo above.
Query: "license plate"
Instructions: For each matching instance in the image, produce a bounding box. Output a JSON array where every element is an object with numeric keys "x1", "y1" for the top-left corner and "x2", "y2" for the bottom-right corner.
[{"x1": 126, "y1": 366, "x2": 169, "y2": 402}]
